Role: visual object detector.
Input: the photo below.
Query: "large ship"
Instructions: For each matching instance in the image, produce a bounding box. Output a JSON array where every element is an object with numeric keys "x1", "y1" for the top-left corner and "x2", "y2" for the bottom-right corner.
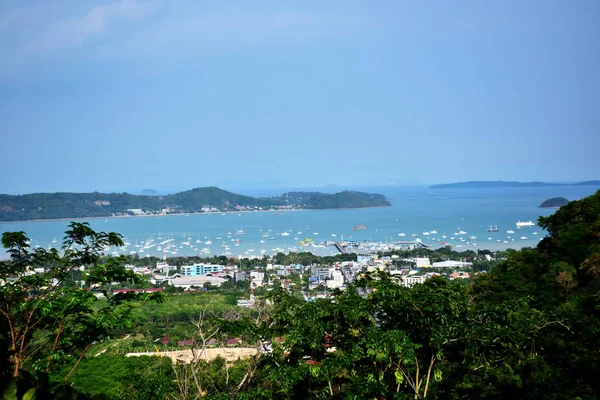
[{"x1": 516, "y1": 220, "x2": 536, "y2": 227}]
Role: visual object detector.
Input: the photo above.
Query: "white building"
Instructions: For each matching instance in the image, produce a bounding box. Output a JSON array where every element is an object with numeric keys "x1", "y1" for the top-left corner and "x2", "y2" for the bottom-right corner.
[
  {"x1": 400, "y1": 275, "x2": 426, "y2": 288},
  {"x1": 170, "y1": 276, "x2": 226, "y2": 289},
  {"x1": 414, "y1": 258, "x2": 431, "y2": 268},
  {"x1": 431, "y1": 260, "x2": 473, "y2": 268},
  {"x1": 250, "y1": 271, "x2": 265, "y2": 287},
  {"x1": 326, "y1": 270, "x2": 344, "y2": 289},
  {"x1": 155, "y1": 262, "x2": 176, "y2": 273}
]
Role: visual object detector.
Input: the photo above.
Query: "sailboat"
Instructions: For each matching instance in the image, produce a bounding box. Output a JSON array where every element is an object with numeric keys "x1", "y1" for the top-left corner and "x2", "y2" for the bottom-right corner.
[{"x1": 487, "y1": 224, "x2": 499, "y2": 233}]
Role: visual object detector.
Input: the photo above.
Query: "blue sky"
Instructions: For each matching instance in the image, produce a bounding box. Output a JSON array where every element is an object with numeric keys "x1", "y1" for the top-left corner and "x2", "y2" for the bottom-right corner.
[{"x1": 0, "y1": 0, "x2": 598, "y2": 194}]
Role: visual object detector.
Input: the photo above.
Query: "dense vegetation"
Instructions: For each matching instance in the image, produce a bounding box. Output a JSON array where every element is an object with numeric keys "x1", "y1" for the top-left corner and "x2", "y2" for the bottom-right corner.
[
  {"x1": 1, "y1": 190, "x2": 599, "y2": 399},
  {"x1": 429, "y1": 180, "x2": 600, "y2": 189},
  {"x1": 301, "y1": 191, "x2": 391, "y2": 209},
  {"x1": 540, "y1": 196, "x2": 569, "y2": 208},
  {"x1": 0, "y1": 187, "x2": 390, "y2": 221}
]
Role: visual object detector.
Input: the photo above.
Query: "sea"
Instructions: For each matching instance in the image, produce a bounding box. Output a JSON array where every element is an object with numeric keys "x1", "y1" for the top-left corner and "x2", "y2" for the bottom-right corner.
[{"x1": 1, "y1": 185, "x2": 599, "y2": 261}]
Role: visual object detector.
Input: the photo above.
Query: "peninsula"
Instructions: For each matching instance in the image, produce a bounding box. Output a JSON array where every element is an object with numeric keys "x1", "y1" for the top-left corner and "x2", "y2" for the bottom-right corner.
[
  {"x1": 0, "y1": 187, "x2": 391, "y2": 222},
  {"x1": 429, "y1": 180, "x2": 600, "y2": 189}
]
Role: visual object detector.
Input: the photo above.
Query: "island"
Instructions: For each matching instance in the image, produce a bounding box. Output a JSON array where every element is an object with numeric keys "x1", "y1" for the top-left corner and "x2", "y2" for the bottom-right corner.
[
  {"x1": 429, "y1": 180, "x2": 600, "y2": 189},
  {"x1": 540, "y1": 197, "x2": 569, "y2": 208},
  {"x1": 0, "y1": 187, "x2": 391, "y2": 222}
]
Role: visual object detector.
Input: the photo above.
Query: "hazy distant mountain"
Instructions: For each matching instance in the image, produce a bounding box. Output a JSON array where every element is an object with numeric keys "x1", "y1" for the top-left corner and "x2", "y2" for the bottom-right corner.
[{"x1": 429, "y1": 180, "x2": 600, "y2": 189}]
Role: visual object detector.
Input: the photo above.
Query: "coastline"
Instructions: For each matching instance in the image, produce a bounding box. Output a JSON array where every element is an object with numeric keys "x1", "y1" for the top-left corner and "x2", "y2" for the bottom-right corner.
[
  {"x1": 0, "y1": 208, "x2": 301, "y2": 225},
  {"x1": 0, "y1": 204, "x2": 393, "y2": 225}
]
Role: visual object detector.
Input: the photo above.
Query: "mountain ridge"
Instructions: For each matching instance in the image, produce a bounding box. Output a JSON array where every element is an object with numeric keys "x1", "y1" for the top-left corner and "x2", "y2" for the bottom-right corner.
[
  {"x1": 429, "y1": 180, "x2": 600, "y2": 189},
  {"x1": 0, "y1": 187, "x2": 391, "y2": 222}
]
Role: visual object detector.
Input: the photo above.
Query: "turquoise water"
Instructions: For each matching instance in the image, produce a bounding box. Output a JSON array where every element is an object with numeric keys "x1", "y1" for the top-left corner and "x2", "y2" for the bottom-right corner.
[{"x1": 1, "y1": 185, "x2": 598, "y2": 260}]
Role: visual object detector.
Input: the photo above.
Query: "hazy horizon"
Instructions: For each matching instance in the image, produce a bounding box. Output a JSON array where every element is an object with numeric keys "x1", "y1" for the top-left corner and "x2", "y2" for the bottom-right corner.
[
  {"x1": 1, "y1": 178, "x2": 600, "y2": 197},
  {"x1": 1, "y1": 1, "x2": 598, "y2": 194}
]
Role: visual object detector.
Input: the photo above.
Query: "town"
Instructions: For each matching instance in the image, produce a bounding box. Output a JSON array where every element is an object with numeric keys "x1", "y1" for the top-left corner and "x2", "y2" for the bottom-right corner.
[{"x1": 87, "y1": 249, "x2": 490, "y2": 305}]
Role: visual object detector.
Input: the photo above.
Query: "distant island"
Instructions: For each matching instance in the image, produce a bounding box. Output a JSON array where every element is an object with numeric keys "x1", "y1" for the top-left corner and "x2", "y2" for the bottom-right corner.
[
  {"x1": 0, "y1": 187, "x2": 391, "y2": 222},
  {"x1": 429, "y1": 180, "x2": 600, "y2": 189},
  {"x1": 540, "y1": 197, "x2": 569, "y2": 208}
]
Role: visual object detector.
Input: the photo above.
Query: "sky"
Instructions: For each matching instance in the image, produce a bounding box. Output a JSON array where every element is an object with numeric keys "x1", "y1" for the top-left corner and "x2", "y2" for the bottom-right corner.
[{"x1": 0, "y1": 0, "x2": 598, "y2": 194}]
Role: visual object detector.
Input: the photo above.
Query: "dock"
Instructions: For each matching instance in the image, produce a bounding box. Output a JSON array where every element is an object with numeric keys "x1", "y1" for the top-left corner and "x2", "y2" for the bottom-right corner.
[{"x1": 334, "y1": 243, "x2": 346, "y2": 254}]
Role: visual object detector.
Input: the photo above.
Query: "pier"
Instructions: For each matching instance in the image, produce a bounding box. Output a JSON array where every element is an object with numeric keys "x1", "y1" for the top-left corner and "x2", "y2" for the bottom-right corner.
[{"x1": 334, "y1": 243, "x2": 346, "y2": 254}]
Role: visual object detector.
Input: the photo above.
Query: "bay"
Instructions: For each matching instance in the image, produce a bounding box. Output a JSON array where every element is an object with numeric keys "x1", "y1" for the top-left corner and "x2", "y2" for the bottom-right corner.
[{"x1": 1, "y1": 185, "x2": 598, "y2": 260}]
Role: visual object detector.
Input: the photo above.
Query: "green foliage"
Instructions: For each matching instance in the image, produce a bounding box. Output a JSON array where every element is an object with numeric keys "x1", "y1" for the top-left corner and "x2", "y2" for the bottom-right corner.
[
  {"x1": 0, "y1": 370, "x2": 106, "y2": 400},
  {"x1": 0, "y1": 222, "x2": 163, "y2": 379},
  {"x1": 52, "y1": 355, "x2": 175, "y2": 400}
]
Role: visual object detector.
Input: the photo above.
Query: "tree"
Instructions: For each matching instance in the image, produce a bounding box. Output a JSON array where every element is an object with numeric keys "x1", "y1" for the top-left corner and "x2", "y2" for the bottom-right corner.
[{"x1": 0, "y1": 222, "x2": 164, "y2": 385}]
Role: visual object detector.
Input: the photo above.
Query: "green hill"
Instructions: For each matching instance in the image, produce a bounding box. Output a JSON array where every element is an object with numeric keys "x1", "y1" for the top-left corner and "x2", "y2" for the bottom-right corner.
[
  {"x1": 301, "y1": 191, "x2": 391, "y2": 209},
  {"x1": 0, "y1": 187, "x2": 390, "y2": 221},
  {"x1": 540, "y1": 197, "x2": 569, "y2": 208}
]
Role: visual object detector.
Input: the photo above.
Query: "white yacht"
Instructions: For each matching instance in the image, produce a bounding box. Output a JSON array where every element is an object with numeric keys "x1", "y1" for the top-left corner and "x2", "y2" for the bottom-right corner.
[{"x1": 516, "y1": 220, "x2": 535, "y2": 227}]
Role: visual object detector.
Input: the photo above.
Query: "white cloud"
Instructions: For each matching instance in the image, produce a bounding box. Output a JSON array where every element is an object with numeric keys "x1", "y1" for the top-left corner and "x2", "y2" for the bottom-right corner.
[{"x1": 22, "y1": 0, "x2": 159, "y2": 53}]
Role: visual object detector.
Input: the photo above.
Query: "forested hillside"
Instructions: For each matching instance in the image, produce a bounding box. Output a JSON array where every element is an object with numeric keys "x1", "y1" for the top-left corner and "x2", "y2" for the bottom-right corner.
[{"x1": 0, "y1": 187, "x2": 390, "y2": 221}]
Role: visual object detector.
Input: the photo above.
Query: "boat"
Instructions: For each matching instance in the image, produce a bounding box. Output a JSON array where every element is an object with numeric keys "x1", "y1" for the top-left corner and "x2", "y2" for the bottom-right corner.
[
  {"x1": 353, "y1": 225, "x2": 366, "y2": 231},
  {"x1": 398, "y1": 233, "x2": 406, "y2": 237},
  {"x1": 516, "y1": 220, "x2": 535, "y2": 227},
  {"x1": 487, "y1": 225, "x2": 499, "y2": 233},
  {"x1": 468, "y1": 235, "x2": 477, "y2": 240},
  {"x1": 507, "y1": 230, "x2": 515, "y2": 234}
]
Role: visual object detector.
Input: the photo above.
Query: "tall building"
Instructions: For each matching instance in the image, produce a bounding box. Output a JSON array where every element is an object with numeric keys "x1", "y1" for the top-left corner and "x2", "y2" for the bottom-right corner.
[{"x1": 180, "y1": 264, "x2": 223, "y2": 276}]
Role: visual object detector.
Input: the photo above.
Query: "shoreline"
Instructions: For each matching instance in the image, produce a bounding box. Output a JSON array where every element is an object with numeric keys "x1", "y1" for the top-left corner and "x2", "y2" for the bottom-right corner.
[
  {"x1": 0, "y1": 208, "x2": 301, "y2": 225},
  {"x1": 0, "y1": 204, "x2": 393, "y2": 225}
]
